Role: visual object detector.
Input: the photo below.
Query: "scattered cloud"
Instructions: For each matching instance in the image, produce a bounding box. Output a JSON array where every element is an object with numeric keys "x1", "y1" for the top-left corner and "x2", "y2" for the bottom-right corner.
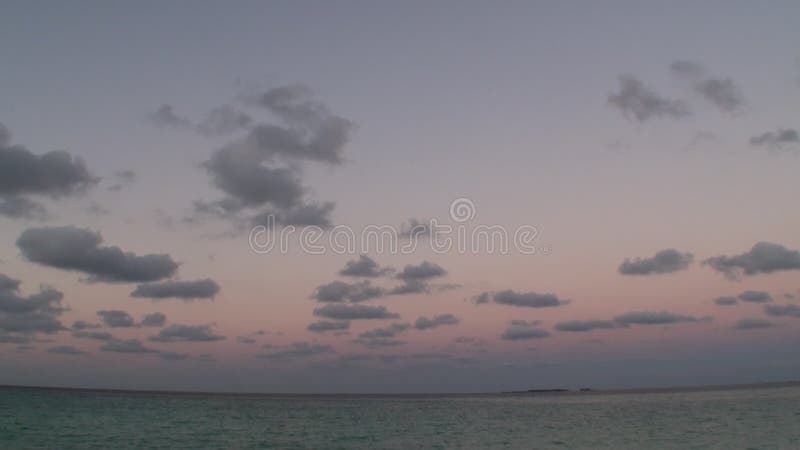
[
  {"x1": 338, "y1": 255, "x2": 392, "y2": 278},
  {"x1": 764, "y1": 304, "x2": 800, "y2": 318},
  {"x1": 0, "y1": 273, "x2": 65, "y2": 334},
  {"x1": 307, "y1": 320, "x2": 350, "y2": 333},
  {"x1": 554, "y1": 320, "x2": 621, "y2": 332},
  {"x1": 149, "y1": 104, "x2": 192, "y2": 129},
  {"x1": 607, "y1": 76, "x2": 690, "y2": 122},
  {"x1": 72, "y1": 330, "x2": 114, "y2": 341},
  {"x1": 501, "y1": 320, "x2": 551, "y2": 340},
  {"x1": 738, "y1": 290, "x2": 772, "y2": 303},
  {"x1": 255, "y1": 341, "x2": 334, "y2": 362},
  {"x1": 713, "y1": 296, "x2": 739, "y2": 306},
  {"x1": 703, "y1": 242, "x2": 800, "y2": 280},
  {"x1": 149, "y1": 324, "x2": 225, "y2": 342},
  {"x1": 97, "y1": 310, "x2": 136, "y2": 328},
  {"x1": 613, "y1": 311, "x2": 707, "y2": 326},
  {"x1": 618, "y1": 249, "x2": 694, "y2": 275},
  {"x1": 670, "y1": 61, "x2": 744, "y2": 112},
  {"x1": 141, "y1": 312, "x2": 167, "y2": 327},
  {"x1": 313, "y1": 303, "x2": 400, "y2": 320},
  {"x1": 100, "y1": 339, "x2": 159, "y2": 354},
  {"x1": 749, "y1": 128, "x2": 799, "y2": 151},
  {"x1": 395, "y1": 261, "x2": 446, "y2": 282},
  {"x1": 17, "y1": 226, "x2": 178, "y2": 283},
  {"x1": 71, "y1": 320, "x2": 101, "y2": 331},
  {"x1": 733, "y1": 318, "x2": 774, "y2": 330},
  {"x1": 311, "y1": 280, "x2": 385, "y2": 303},
  {"x1": 482, "y1": 290, "x2": 569, "y2": 308},
  {"x1": 0, "y1": 196, "x2": 48, "y2": 220},
  {"x1": 47, "y1": 345, "x2": 86, "y2": 355},
  {"x1": 414, "y1": 314, "x2": 459, "y2": 330},
  {"x1": 131, "y1": 279, "x2": 220, "y2": 300}
]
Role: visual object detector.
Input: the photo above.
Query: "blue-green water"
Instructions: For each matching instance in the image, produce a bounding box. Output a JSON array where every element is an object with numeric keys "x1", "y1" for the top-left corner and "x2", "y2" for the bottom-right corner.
[{"x1": 1, "y1": 385, "x2": 799, "y2": 449}]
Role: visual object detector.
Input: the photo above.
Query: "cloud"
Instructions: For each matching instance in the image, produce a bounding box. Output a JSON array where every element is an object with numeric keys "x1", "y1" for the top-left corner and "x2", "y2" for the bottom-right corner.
[
  {"x1": 311, "y1": 280, "x2": 385, "y2": 303},
  {"x1": 713, "y1": 296, "x2": 739, "y2": 306},
  {"x1": 131, "y1": 279, "x2": 220, "y2": 301},
  {"x1": 0, "y1": 196, "x2": 48, "y2": 220},
  {"x1": 47, "y1": 345, "x2": 86, "y2": 355},
  {"x1": 141, "y1": 312, "x2": 166, "y2": 327},
  {"x1": 198, "y1": 105, "x2": 253, "y2": 136},
  {"x1": 235, "y1": 330, "x2": 266, "y2": 344},
  {"x1": 150, "y1": 104, "x2": 192, "y2": 129},
  {"x1": 486, "y1": 290, "x2": 569, "y2": 308},
  {"x1": 149, "y1": 324, "x2": 225, "y2": 342},
  {"x1": 733, "y1": 318, "x2": 775, "y2": 330},
  {"x1": 72, "y1": 330, "x2": 114, "y2": 341},
  {"x1": 613, "y1": 311, "x2": 706, "y2": 326},
  {"x1": 693, "y1": 78, "x2": 743, "y2": 112},
  {"x1": 703, "y1": 242, "x2": 800, "y2": 280},
  {"x1": 255, "y1": 341, "x2": 334, "y2": 361},
  {"x1": 669, "y1": 61, "x2": 744, "y2": 112},
  {"x1": 749, "y1": 128, "x2": 799, "y2": 150},
  {"x1": 501, "y1": 320, "x2": 551, "y2": 340},
  {"x1": 388, "y1": 280, "x2": 430, "y2": 296},
  {"x1": 338, "y1": 255, "x2": 392, "y2": 278},
  {"x1": 71, "y1": 320, "x2": 101, "y2": 331},
  {"x1": 100, "y1": 339, "x2": 159, "y2": 354},
  {"x1": 158, "y1": 351, "x2": 189, "y2": 361},
  {"x1": 313, "y1": 304, "x2": 400, "y2": 320},
  {"x1": 106, "y1": 169, "x2": 137, "y2": 192},
  {"x1": 414, "y1": 314, "x2": 459, "y2": 330},
  {"x1": 618, "y1": 249, "x2": 694, "y2": 275},
  {"x1": 358, "y1": 323, "x2": 410, "y2": 339},
  {"x1": 395, "y1": 261, "x2": 446, "y2": 282},
  {"x1": 307, "y1": 320, "x2": 350, "y2": 333},
  {"x1": 473, "y1": 292, "x2": 490, "y2": 305},
  {"x1": 607, "y1": 76, "x2": 690, "y2": 122},
  {"x1": 97, "y1": 310, "x2": 136, "y2": 328},
  {"x1": 0, "y1": 123, "x2": 97, "y2": 197},
  {"x1": 738, "y1": 290, "x2": 772, "y2": 303},
  {"x1": 554, "y1": 320, "x2": 621, "y2": 332},
  {"x1": 17, "y1": 226, "x2": 178, "y2": 283},
  {"x1": 763, "y1": 304, "x2": 800, "y2": 318},
  {"x1": 0, "y1": 273, "x2": 65, "y2": 334}
]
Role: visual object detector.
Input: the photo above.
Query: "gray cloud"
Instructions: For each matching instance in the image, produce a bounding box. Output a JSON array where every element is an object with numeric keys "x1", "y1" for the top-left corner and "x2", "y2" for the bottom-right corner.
[
  {"x1": 0, "y1": 196, "x2": 48, "y2": 220},
  {"x1": 749, "y1": 128, "x2": 799, "y2": 150},
  {"x1": 141, "y1": 312, "x2": 167, "y2": 327},
  {"x1": 311, "y1": 280, "x2": 385, "y2": 303},
  {"x1": 0, "y1": 123, "x2": 97, "y2": 197},
  {"x1": 713, "y1": 296, "x2": 739, "y2": 306},
  {"x1": 339, "y1": 255, "x2": 392, "y2": 278},
  {"x1": 764, "y1": 304, "x2": 800, "y2": 318},
  {"x1": 618, "y1": 249, "x2": 694, "y2": 275},
  {"x1": 388, "y1": 280, "x2": 430, "y2": 296},
  {"x1": 501, "y1": 320, "x2": 551, "y2": 340},
  {"x1": 158, "y1": 351, "x2": 189, "y2": 361},
  {"x1": 97, "y1": 310, "x2": 136, "y2": 328},
  {"x1": 106, "y1": 169, "x2": 137, "y2": 192},
  {"x1": 703, "y1": 242, "x2": 800, "y2": 280},
  {"x1": 198, "y1": 105, "x2": 253, "y2": 136},
  {"x1": 100, "y1": 339, "x2": 159, "y2": 354},
  {"x1": 613, "y1": 311, "x2": 706, "y2": 326},
  {"x1": 72, "y1": 330, "x2": 114, "y2": 341},
  {"x1": 738, "y1": 290, "x2": 772, "y2": 303},
  {"x1": 487, "y1": 290, "x2": 569, "y2": 308},
  {"x1": 554, "y1": 320, "x2": 621, "y2": 332},
  {"x1": 396, "y1": 261, "x2": 446, "y2": 282},
  {"x1": 414, "y1": 314, "x2": 459, "y2": 330},
  {"x1": 149, "y1": 324, "x2": 225, "y2": 342},
  {"x1": 150, "y1": 104, "x2": 192, "y2": 129},
  {"x1": 307, "y1": 320, "x2": 350, "y2": 333},
  {"x1": 17, "y1": 226, "x2": 178, "y2": 283},
  {"x1": 47, "y1": 345, "x2": 86, "y2": 355},
  {"x1": 71, "y1": 320, "x2": 101, "y2": 331},
  {"x1": 670, "y1": 61, "x2": 744, "y2": 112},
  {"x1": 256, "y1": 341, "x2": 335, "y2": 361},
  {"x1": 313, "y1": 303, "x2": 400, "y2": 320},
  {"x1": 131, "y1": 279, "x2": 220, "y2": 301},
  {"x1": 733, "y1": 318, "x2": 775, "y2": 330},
  {"x1": 0, "y1": 273, "x2": 65, "y2": 334},
  {"x1": 608, "y1": 76, "x2": 690, "y2": 122},
  {"x1": 358, "y1": 323, "x2": 410, "y2": 339}
]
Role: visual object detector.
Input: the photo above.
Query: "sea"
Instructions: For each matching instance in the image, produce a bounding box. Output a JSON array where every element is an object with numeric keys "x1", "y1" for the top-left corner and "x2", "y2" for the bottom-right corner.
[{"x1": 1, "y1": 383, "x2": 799, "y2": 449}]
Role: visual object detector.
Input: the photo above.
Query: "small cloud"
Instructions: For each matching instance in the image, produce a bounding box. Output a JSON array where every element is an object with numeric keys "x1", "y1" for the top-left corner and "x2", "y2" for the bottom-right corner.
[
  {"x1": 338, "y1": 255, "x2": 392, "y2": 278},
  {"x1": 255, "y1": 342, "x2": 334, "y2": 362},
  {"x1": 312, "y1": 280, "x2": 384, "y2": 303},
  {"x1": 47, "y1": 345, "x2": 86, "y2": 355},
  {"x1": 100, "y1": 339, "x2": 159, "y2": 354},
  {"x1": 613, "y1": 311, "x2": 707, "y2": 326},
  {"x1": 141, "y1": 312, "x2": 166, "y2": 327},
  {"x1": 749, "y1": 128, "x2": 799, "y2": 151},
  {"x1": 149, "y1": 324, "x2": 225, "y2": 342},
  {"x1": 414, "y1": 314, "x2": 459, "y2": 330},
  {"x1": 703, "y1": 242, "x2": 800, "y2": 280},
  {"x1": 733, "y1": 318, "x2": 775, "y2": 330},
  {"x1": 554, "y1": 320, "x2": 620, "y2": 332},
  {"x1": 313, "y1": 303, "x2": 400, "y2": 320},
  {"x1": 97, "y1": 310, "x2": 136, "y2": 328},
  {"x1": 482, "y1": 290, "x2": 568, "y2": 308},
  {"x1": 713, "y1": 296, "x2": 739, "y2": 306},
  {"x1": 131, "y1": 279, "x2": 221, "y2": 301},
  {"x1": 764, "y1": 304, "x2": 800, "y2": 318},
  {"x1": 307, "y1": 320, "x2": 350, "y2": 333},
  {"x1": 501, "y1": 320, "x2": 550, "y2": 340},
  {"x1": 618, "y1": 249, "x2": 694, "y2": 275},
  {"x1": 738, "y1": 290, "x2": 772, "y2": 303},
  {"x1": 607, "y1": 76, "x2": 690, "y2": 122}
]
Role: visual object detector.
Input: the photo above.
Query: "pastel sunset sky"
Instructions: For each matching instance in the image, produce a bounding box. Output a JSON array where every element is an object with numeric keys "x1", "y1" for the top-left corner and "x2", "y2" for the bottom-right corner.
[{"x1": 1, "y1": 1, "x2": 799, "y2": 393}]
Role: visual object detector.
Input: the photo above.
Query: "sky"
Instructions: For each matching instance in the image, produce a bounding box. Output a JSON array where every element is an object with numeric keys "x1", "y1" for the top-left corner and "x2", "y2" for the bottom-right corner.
[{"x1": 1, "y1": 0, "x2": 799, "y2": 393}]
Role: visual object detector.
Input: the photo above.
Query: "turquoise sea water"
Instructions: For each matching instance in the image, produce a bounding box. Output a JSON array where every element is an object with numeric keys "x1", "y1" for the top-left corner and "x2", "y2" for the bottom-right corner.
[{"x1": 1, "y1": 385, "x2": 799, "y2": 449}]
